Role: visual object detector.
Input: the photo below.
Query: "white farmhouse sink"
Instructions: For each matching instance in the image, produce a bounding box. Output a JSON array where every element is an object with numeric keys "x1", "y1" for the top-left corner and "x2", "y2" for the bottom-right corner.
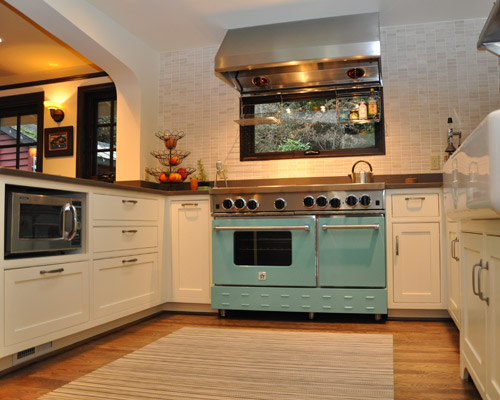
[{"x1": 443, "y1": 109, "x2": 500, "y2": 220}]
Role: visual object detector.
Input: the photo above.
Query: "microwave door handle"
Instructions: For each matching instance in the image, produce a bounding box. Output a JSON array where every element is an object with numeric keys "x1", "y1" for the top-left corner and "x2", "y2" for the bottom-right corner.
[{"x1": 63, "y1": 203, "x2": 78, "y2": 241}]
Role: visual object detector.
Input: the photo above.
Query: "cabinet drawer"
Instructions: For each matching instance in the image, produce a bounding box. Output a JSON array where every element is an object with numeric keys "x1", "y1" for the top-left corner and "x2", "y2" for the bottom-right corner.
[
  {"x1": 4, "y1": 261, "x2": 89, "y2": 346},
  {"x1": 93, "y1": 194, "x2": 158, "y2": 221},
  {"x1": 93, "y1": 253, "x2": 159, "y2": 319},
  {"x1": 392, "y1": 194, "x2": 439, "y2": 217},
  {"x1": 93, "y1": 226, "x2": 157, "y2": 253}
]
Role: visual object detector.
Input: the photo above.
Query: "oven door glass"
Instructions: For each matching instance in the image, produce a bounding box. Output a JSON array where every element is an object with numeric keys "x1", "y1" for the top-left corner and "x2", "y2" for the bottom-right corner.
[
  {"x1": 212, "y1": 217, "x2": 316, "y2": 287},
  {"x1": 318, "y1": 215, "x2": 386, "y2": 287}
]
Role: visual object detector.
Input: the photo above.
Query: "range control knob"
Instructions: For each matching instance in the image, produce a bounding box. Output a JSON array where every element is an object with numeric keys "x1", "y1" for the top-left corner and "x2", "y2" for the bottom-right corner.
[
  {"x1": 316, "y1": 195, "x2": 328, "y2": 208},
  {"x1": 345, "y1": 195, "x2": 358, "y2": 207},
  {"x1": 359, "y1": 194, "x2": 371, "y2": 207},
  {"x1": 234, "y1": 198, "x2": 246, "y2": 209},
  {"x1": 330, "y1": 197, "x2": 342, "y2": 209},
  {"x1": 274, "y1": 198, "x2": 287, "y2": 210},
  {"x1": 247, "y1": 199, "x2": 259, "y2": 211},
  {"x1": 222, "y1": 198, "x2": 234, "y2": 210},
  {"x1": 303, "y1": 195, "x2": 315, "y2": 208}
]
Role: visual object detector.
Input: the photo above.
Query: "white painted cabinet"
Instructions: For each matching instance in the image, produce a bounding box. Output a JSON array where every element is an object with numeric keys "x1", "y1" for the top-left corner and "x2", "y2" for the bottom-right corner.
[
  {"x1": 91, "y1": 192, "x2": 163, "y2": 320},
  {"x1": 386, "y1": 188, "x2": 445, "y2": 311},
  {"x1": 4, "y1": 261, "x2": 89, "y2": 347},
  {"x1": 169, "y1": 198, "x2": 211, "y2": 304},
  {"x1": 392, "y1": 222, "x2": 441, "y2": 303},
  {"x1": 460, "y1": 229, "x2": 500, "y2": 400},
  {"x1": 93, "y1": 253, "x2": 159, "y2": 319},
  {"x1": 447, "y1": 221, "x2": 461, "y2": 329}
]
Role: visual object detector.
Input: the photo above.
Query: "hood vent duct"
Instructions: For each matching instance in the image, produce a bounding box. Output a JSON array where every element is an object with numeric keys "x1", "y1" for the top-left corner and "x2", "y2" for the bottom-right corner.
[{"x1": 215, "y1": 13, "x2": 382, "y2": 96}]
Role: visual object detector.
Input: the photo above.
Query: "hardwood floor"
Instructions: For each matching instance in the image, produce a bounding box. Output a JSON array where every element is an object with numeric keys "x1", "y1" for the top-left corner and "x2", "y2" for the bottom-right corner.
[{"x1": 0, "y1": 312, "x2": 481, "y2": 400}]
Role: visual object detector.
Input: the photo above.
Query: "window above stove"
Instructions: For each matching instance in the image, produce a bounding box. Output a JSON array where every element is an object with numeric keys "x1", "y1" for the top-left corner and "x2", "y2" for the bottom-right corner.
[{"x1": 239, "y1": 88, "x2": 385, "y2": 161}]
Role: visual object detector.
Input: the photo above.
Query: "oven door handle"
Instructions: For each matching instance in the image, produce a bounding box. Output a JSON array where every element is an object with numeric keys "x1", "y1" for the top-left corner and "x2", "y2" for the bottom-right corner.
[
  {"x1": 213, "y1": 225, "x2": 310, "y2": 232},
  {"x1": 321, "y1": 224, "x2": 380, "y2": 230}
]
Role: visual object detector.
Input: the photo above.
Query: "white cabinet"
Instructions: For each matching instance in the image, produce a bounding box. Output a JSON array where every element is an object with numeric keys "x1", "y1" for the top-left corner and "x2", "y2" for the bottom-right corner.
[
  {"x1": 486, "y1": 235, "x2": 500, "y2": 400},
  {"x1": 392, "y1": 222, "x2": 441, "y2": 303},
  {"x1": 4, "y1": 261, "x2": 89, "y2": 346},
  {"x1": 169, "y1": 198, "x2": 211, "y2": 304},
  {"x1": 386, "y1": 188, "x2": 445, "y2": 311},
  {"x1": 93, "y1": 253, "x2": 159, "y2": 319},
  {"x1": 93, "y1": 193, "x2": 158, "y2": 221},
  {"x1": 93, "y1": 226, "x2": 158, "y2": 253},
  {"x1": 447, "y1": 221, "x2": 461, "y2": 328},
  {"x1": 460, "y1": 228, "x2": 500, "y2": 400},
  {"x1": 91, "y1": 191, "x2": 163, "y2": 320}
]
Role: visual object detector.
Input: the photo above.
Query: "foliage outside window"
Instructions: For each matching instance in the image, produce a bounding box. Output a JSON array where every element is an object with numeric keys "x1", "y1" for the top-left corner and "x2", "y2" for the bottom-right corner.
[{"x1": 240, "y1": 89, "x2": 384, "y2": 161}]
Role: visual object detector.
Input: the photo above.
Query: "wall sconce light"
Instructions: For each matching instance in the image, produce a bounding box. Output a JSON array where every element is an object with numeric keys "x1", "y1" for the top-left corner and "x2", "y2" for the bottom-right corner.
[{"x1": 44, "y1": 101, "x2": 65, "y2": 122}]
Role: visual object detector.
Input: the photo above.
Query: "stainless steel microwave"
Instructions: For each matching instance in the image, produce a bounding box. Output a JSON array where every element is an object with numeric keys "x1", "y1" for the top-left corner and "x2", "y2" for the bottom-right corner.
[{"x1": 5, "y1": 188, "x2": 83, "y2": 258}]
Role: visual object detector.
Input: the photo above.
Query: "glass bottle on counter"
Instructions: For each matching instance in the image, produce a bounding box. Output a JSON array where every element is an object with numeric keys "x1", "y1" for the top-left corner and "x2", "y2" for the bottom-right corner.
[
  {"x1": 358, "y1": 101, "x2": 367, "y2": 120},
  {"x1": 368, "y1": 88, "x2": 378, "y2": 119}
]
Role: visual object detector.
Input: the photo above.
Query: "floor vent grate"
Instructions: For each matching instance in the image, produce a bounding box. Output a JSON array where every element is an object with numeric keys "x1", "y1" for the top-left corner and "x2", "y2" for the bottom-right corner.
[{"x1": 12, "y1": 341, "x2": 53, "y2": 366}]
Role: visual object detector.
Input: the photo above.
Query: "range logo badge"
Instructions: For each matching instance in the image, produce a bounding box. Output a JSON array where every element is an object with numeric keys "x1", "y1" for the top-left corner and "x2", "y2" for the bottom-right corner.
[{"x1": 258, "y1": 272, "x2": 267, "y2": 281}]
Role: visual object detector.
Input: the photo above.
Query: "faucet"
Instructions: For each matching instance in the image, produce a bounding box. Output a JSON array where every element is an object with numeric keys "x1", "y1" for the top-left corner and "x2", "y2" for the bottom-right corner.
[
  {"x1": 215, "y1": 160, "x2": 227, "y2": 187},
  {"x1": 445, "y1": 117, "x2": 462, "y2": 157}
]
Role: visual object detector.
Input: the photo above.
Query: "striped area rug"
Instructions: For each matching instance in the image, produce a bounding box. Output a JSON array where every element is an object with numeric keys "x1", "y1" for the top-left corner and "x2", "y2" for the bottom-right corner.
[{"x1": 39, "y1": 327, "x2": 394, "y2": 400}]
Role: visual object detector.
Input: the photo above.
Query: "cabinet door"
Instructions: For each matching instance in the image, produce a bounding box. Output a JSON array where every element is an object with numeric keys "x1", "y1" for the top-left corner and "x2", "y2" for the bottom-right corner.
[
  {"x1": 4, "y1": 261, "x2": 89, "y2": 346},
  {"x1": 392, "y1": 222, "x2": 441, "y2": 303},
  {"x1": 93, "y1": 253, "x2": 159, "y2": 319},
  {"x1": 448, "y1": 226, "x2": 461, "y2": 328},
  {"x1": 170, "y1": 200, "x2": 210, "y2": 303},
  {"x1": 486, "y1": 235, "x2": 500, "y2": 400},
  {"x1": 461, "y1": 232, "x2": 487, "y2": 394}
]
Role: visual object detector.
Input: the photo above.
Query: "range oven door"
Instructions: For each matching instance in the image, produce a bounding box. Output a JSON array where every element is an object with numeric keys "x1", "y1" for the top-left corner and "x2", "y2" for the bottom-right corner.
[
  {"x1": 318, "y1": 215, "x2": 386, "y2": 287},
  {"x1": 212, "y1": 216, "x2": 316, "y2": 287}
]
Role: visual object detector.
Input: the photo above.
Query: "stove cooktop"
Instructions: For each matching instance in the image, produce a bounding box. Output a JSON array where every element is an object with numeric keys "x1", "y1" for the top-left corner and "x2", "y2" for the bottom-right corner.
[{"x1": 210, "y1": 183, "x2": 385, "y2": 213}]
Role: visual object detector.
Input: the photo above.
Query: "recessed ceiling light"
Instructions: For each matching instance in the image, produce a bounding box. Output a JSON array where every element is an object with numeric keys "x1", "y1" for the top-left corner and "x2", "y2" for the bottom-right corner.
[{"x1": 0, "y1": 38, "x2": 3, "y2": 43}]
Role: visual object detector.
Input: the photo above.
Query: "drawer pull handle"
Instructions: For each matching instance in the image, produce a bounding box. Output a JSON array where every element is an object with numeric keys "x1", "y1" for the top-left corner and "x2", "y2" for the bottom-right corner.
[
  {"x1": 181, "y1": 203, "x2": 198, "y2": 207},
  {"x1": 40, "y1": 268, "x2": 64, "y2": 274},
  {"x1": 396, "y1": 235, "x2": 399, "y2": 256},
  {"x1": 122, "y1": 229, "x2": 138, "y2": 234},
  {"x1": 404, "y1": 197, "x2": 426, "y2": 201},
  {"x1": 122, "y1": 200, "x2": 138, "y2": 204},
  {"x1": 122, "y1": 258, "x2": 138, "y2": 264}
]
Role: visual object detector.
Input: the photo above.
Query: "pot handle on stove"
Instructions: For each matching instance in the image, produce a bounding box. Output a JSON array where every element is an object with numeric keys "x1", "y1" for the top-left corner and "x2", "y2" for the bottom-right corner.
[
  {"x1": 213, "y1": 225, "x2": 310, "y2": 231},
  {"x1": 351, "y1": 160, "x2": 373, "y2": 173}
]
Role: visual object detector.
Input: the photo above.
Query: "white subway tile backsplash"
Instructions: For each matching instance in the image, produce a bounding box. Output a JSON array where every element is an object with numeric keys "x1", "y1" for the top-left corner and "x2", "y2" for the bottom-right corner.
[{"x1": 157, "y1": 19, "x2": 499, "y2": 180}]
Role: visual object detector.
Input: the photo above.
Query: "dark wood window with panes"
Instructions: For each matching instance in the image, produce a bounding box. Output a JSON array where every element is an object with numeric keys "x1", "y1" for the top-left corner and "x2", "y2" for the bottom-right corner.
[
  {"x1": 77, "y1": 83, "x2": 117, "y2": 181},
  {"x1": 0, "y1": 92, "x2": 44, "y2": 172}
]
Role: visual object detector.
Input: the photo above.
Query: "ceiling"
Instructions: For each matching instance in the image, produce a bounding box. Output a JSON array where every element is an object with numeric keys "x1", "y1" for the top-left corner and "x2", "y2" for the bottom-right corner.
[{"x1": 0, "y1": 0, "x2": 495, "y2": 86}]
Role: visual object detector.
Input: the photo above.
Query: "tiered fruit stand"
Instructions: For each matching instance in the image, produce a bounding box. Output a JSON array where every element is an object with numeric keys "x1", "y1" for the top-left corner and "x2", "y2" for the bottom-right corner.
[{"x1": 145, "y1": 130, "x2": 195, "y2": 185}]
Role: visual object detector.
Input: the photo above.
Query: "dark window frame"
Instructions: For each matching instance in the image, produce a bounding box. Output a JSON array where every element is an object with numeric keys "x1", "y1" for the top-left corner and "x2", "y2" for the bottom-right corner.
[
  {"x1": 239, "y1": 88, "x2": 385, "y2": 161},
  {"x1": 0, "y1": 92, "x2": 44, "y2": 171},
  {"x1": 76, "y1": 83, "x2": 117, "y2": 180}
]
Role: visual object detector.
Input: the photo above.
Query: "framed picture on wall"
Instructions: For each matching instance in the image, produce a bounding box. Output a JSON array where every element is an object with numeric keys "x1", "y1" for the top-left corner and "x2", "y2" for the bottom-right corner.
[{"x1": 44, "y1": 126, "x2": 74, "y2": 157}]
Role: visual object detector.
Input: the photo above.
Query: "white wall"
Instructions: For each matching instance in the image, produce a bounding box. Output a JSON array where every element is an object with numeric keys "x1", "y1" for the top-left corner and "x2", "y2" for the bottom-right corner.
[
  {"x1": 158, "y1": 18, "x2": 500, "y2": 181},
  {"x1": 1, "y1": 76, "x2": 111, "y2": 177}
]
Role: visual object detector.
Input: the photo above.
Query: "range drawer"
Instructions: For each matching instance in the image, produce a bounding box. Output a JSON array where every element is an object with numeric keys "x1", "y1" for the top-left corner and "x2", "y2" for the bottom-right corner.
[
  {"x1": 93, "y1": 194, "x2": 159, "y2": 221},
  {"x1": 4, "y1": 261, "x2": 89, "y2": 346},
  {"x1": 93, "y1": 253, "x2": 159, "y2": 319},
  {"x1": 392, "y1": 194, "x2": 439, "y2": 217},
  {"x1": 93, "y1": 226, "x2": 158, "y2": 253}
]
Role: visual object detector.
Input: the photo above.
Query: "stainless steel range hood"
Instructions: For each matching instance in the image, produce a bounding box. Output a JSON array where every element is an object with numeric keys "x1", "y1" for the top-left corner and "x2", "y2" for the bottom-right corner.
[
  {"x1": 478, "y1": 1, "x2": 500, "y2": 57},
  {"x1": 215, "y1": 13, "x2": 381, "y2": 95}
]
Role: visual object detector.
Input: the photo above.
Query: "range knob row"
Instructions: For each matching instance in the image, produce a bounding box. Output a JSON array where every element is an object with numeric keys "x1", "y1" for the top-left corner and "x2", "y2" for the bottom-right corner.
[
  {"x1": 304, "y1": 194, "x2": 371, "y2": 208},
  {"x1": 222, "y1": 198, "x2": 260, "y2": 211}
]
